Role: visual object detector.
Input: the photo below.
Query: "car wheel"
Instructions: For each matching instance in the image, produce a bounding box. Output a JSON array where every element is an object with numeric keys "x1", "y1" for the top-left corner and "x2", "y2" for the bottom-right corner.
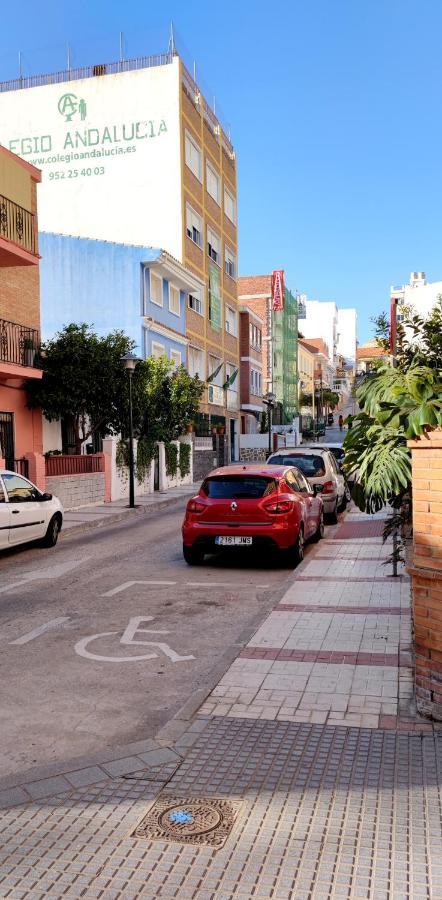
[
  {"x1": 182, "y1": 544, "x2": 205, "y2": 566},
  {"x1": 339, "y1": 491, "x2": 347, "y2": 512},
  {"x1": 328, "y1": 502, "x2": 339, "y2": 525},
  {"x1": 41, "y1": 514, "x2": 61, "y2": 548},
  {"x1": 292, "y1": 526, "x2": 304, "y2": 566},
  {"x1": 312, "y1": 511, "x2": 325, "y2": 542}
]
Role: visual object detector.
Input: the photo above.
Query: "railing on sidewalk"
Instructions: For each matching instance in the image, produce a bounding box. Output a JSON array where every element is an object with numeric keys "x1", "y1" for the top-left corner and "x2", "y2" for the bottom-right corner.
[
  {"x1": 0, "y1": 194, "x2": 37, "y2": 255},
  {"x1": 0, "y1": 317, "x2": 40, "y2": 367},
  {"x1": 45, "y1": 454, "x2": 104, "y2": 477}
]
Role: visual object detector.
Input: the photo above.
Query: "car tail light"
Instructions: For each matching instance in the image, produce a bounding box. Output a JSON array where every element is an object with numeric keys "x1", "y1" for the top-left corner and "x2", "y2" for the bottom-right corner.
[
  {"x1": 187, "y1": 499, "x2": 205, "y2": 513},
  {"x1": 321, "y1": 480, "x2": 335, "y2": 494},
  {"x1": 263, "y1": 499, "x2": 292, "y2": 514}
]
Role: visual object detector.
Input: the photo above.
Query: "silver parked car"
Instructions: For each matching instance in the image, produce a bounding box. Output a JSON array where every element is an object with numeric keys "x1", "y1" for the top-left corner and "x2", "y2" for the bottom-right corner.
[
  {"x1": 0, "y1": 470, "x2": 64, "y2": 551},
  {"x1": 266, "y1": 448, "x2": 346, "y2": 522}
]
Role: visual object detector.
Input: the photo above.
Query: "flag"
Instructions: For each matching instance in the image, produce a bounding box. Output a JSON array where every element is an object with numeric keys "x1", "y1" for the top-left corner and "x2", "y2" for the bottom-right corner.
[
  {"x1": 207, "y1": 362, "x2": 223, "y2": 384},
  {"x1": 223, "y1": 368, "x2": 238, "y2": 390}
]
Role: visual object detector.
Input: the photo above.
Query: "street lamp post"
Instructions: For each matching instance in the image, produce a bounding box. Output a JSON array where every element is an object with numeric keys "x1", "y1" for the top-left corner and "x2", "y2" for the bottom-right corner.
[
  {"x1": 263, "y1": 391, "x2": 276, "y2": 457},
  {"x1": 121, "y1": 352, "x2": 140, "y2": 509}
]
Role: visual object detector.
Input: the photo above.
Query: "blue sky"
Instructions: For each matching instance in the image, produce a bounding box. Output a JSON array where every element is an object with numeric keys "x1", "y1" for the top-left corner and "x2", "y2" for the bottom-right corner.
[{"x1": 2, "y1": 0, "x2": 440, "y2": 341}]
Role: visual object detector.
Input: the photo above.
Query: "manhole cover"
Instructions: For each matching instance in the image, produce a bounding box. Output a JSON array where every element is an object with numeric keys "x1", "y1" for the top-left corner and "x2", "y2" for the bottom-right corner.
[{"x1": 132, "y1": 795, "x2": 241, "y2": 848}]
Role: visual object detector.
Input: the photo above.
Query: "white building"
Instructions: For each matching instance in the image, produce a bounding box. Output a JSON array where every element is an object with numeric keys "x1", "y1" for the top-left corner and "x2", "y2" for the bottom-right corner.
[
  {"x1": 337, "y1": 308, "x2": 357, "y2": 373},
  {"x1": 391, "y1": 271, "x2": 442, "y2": 320},
  {"x1": 301, "y1": 300, "x2": 339, "y2": 367}
]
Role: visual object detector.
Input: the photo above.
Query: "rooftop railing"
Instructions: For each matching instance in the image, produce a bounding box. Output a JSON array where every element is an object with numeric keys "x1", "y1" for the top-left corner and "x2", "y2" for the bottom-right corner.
[{"x1": 0, "y1": 53, "x2": 174, "y2": 93}]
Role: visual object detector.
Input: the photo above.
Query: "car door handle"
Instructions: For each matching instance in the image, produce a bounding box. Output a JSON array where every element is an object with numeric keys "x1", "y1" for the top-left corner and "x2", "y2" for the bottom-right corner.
[{"x1": 11, "y1": 510, "x2": 20, "y2": 514}]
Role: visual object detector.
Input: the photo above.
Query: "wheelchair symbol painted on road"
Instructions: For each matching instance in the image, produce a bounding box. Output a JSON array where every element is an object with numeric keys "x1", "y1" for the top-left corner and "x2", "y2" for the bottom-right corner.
[{"x1": 74, "y1": 616, "x2": 195, "y2": 664}]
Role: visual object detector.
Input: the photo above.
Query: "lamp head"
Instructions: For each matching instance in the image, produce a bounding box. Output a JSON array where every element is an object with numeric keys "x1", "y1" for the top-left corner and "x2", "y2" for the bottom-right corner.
[{"x1": 121, "y1": 352, "x2": 140, "y2": 372}]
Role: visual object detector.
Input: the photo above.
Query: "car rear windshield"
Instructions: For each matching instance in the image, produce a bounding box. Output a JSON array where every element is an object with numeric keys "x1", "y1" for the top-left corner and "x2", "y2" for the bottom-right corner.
[
  {"x1": 269, "y1": 455, "x2": 326, "y2": 477},
  {"x1": 202, "y1": 476, "x2": 277, "y2": 499}
]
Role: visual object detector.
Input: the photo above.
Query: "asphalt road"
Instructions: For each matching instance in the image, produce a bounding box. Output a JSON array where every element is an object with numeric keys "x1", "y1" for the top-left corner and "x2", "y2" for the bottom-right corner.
[{"x1": 0, "y1": 500, "x2": 329, "y2": 780}]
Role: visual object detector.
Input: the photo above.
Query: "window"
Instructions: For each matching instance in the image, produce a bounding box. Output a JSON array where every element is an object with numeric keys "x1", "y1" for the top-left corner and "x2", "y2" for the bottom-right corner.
[
  {"x1": 2, "y1": 473, "x2": 36, "y2": 502},
  {"x1": 169, "y1": 284, "x2": 180, "y2": 316},
  {"x1": 249, "y1": 323, "x2": 262, "y2": 350},
  {"x1": 224, "y1": 246, "x2": 236, "y2": 279},
  {"x1": 150, "y1": 271, "x2": 163, "y2": 307},
  {"x1": 225, "y1": 306, "x2": 237, "y2": 336},
  {"x1": 185, "y1": 131, "x2": 202, "y2": 181},
  {"x1": 208, "y1": 354, "x2": 223, "y2": 386},
  {"x1": 170, "y1": 348, "x2": 182, "y2": 367},
  {"x1": 224, "y1": 187, "x2": 236, "y2": 223},
  {"x1": 207, "y1": 227, "x2": 220, "y2": 264},
  {"x1": 188, "y1": 291, "x2": 203, "y2": 316},
  {"x1": 151, "y1": 341, "x2": 166, "y2": 358},
  {"x1": 186, "y1": 205, "x2": 203, "y2": 247},
  {"x1": 206, "y1": 161, "x2": 220, "y2": 203},
  {"x1": 202, "y1": 475, "x2": 276, "y2": 499},
  {"x1": 250, "y1": 368, "x2": 262, "y2": 395},
  {"x1": 188, "y1": 346, "x2": 205, "y2": 379}
]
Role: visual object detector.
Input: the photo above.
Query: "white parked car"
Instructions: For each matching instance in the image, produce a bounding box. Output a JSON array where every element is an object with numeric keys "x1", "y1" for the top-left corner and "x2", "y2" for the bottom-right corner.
[
  {"x1": 0, "y1": 470, "x2": 63, "y2": 551},
  {"x1": 266, "y1": 448, "x2": 347, "y2": 522}
]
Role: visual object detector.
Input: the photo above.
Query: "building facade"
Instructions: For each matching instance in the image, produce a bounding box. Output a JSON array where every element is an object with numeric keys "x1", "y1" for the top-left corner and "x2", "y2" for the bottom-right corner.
[
  {"x1": 239, "y1": 306, "x2": 264, "y2": 433},
  {"x1": 337, "y1": 308, "x2": 357, "y2": 374},
  {"x1": 391, "y1": 271, "x2": 442, "y2": 320},
  {"x1": 238, "y1": 274, "x2": 299, "y2": 425},
  {"x1": 0, "y1": 52, "x2": 240, "y2": 459},
  {"x1": 0, "y1": 146, "x2": 43, "y2": 474},
  {"x1": 298, "y1": 338, "x2": 317, "y2": 414}
]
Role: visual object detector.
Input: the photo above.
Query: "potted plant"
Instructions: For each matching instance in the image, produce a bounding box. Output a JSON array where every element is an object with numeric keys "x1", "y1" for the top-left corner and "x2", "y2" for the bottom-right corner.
[
  {"x1": 23, "y1": 336, "x2": 36, "y2": 367},
  {"x1": 217, "y1": 424, "x2": 225, "y2": 435}
]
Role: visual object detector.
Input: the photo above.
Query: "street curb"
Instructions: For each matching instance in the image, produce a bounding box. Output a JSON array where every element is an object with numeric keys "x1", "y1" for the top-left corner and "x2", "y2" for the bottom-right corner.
[{"x1": 60, "y1": 489, "x2": 196, "y2": 539}]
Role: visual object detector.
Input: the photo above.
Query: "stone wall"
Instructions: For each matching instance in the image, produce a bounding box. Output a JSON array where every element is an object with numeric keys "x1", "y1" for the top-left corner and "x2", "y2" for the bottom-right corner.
[
  {"x1": 240, "y1": 447, "x2": 267, "y2": 462},
  {"x1": 46, "y1": 473, "x2": 105, "y2": 510},
  {"x1": 407, "y1": 427, "x2": 442, "y2": 720},
  {"x1": 193, "y1": 449, "x2": 218, "y2": 483}
]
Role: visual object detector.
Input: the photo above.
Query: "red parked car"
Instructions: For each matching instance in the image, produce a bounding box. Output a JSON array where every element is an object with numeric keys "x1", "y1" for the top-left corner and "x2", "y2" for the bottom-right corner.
[{"x1": 182, "y1": 464, "x2": 324, "y2": 566}]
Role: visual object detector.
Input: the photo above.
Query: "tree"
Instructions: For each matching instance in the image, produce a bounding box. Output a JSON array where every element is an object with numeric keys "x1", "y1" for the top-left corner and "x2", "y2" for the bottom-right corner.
[
  {"x1": 28, "y1": 323, "x2": 134, "y2": 453},
  {"x1": 321, "y1": 389, "x2": 340, "y2": 413},
  {"x1": 299, "y1": 391, "x2": 314, "y2": 409},
  {"x1": 138, "y1": 357, "x2": 204, "y2": 443}
]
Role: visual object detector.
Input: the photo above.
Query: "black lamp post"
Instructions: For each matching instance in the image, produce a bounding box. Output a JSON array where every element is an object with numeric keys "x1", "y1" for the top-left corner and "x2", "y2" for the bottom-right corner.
[
  {"x1": 263, "y1": 391, "x2": 276, "y2": 457},
  {"x1": 121, "y1": 352, "x2": 140, "y2": 508}
]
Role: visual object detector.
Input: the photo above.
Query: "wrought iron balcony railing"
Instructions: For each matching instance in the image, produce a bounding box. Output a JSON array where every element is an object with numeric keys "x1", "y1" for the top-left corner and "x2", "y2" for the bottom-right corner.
[
  {"x1": 0, "y1": 194, "x2": 37, "y2": 256},
  {"x1": 0, "y1": 317, "x2": 40, "y2": 368}
]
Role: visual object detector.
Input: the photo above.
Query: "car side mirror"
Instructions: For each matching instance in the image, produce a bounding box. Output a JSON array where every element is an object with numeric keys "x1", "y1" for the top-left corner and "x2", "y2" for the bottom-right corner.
[{"x1": 41, "y1": 492, "x2": 53, "y2": 501}]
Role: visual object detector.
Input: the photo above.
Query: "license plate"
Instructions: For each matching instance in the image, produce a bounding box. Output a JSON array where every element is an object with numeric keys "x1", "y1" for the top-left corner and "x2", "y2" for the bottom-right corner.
[{"x1": 215, "y1": 536, "x2": 253, "y2": 546}]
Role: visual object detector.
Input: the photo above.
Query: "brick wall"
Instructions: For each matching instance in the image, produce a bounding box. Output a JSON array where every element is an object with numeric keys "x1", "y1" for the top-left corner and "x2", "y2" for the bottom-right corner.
[
  {"x1": 407, "y1": 428, "x2": 442, "y2": 720},
  {"x1": 46, "y1": 473, "x2": 105, "y2": 510}
]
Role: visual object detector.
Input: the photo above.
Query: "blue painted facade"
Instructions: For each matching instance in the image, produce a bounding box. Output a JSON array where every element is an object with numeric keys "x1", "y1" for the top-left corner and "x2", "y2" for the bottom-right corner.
[{"x1": 39, "y1": 233, "x2": 188, "y2": 365}]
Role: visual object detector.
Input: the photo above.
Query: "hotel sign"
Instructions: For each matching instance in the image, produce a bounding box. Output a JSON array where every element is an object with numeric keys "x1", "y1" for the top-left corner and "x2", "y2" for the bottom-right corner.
[{"x1": 272, "y1": 270, "x2": 285, "y2": 311}]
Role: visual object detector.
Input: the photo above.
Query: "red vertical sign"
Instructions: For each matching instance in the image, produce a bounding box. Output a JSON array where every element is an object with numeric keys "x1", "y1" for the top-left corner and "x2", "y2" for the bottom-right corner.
[
  {"x1": 271, "y1": 270, "x2": 285, "y2": 311},
  {"x1": 390, "y1": 297, "x2": 397, "y2": 355}
]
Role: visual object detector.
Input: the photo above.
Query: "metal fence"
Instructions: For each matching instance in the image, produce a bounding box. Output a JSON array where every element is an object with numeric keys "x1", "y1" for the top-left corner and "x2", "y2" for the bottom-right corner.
[
  {"x1": 14, "y1": 458, "x2": 29, "y2": 479},
  {"x1": 0, "y1": 53, "x2": 174, "y2": 93},
  {"x1": 0, "y1": 317, "x2": 40, "y2": 367},
  {"x1": 45, "y1": 454, "x2": 104, "y2": 477},
  {"x1": 0, "y1": 194, "x2": 37, "y2": 255}
]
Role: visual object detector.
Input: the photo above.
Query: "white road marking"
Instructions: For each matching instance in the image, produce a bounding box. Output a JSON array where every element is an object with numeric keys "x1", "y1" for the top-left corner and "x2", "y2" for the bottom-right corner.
[
  {"x1": 0, "y1": 558, "x2": 91, "y2": 595},
  {"x1": 102, "y1": 580, "x2": 176, "y2": 597},
  {"x1": 74, "y1": 616, "x2": 195, "y2": 664},
  {"x1": 10, "y1": 617, "x2": 71, "y2": 645},
  {"x1": 186, "y1": 582, "x2": 270, "y2": 588}
]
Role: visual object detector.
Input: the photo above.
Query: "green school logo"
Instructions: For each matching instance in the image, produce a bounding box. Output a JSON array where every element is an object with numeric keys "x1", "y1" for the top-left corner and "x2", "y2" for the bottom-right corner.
[{"x1": 58, "y1": 93, "x2": 87, "y2": 122}]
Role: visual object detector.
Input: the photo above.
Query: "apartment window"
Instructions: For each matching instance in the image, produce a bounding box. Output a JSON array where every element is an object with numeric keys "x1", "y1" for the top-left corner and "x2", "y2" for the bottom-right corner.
[
  {"x1": 224, "y1": 246, "x2": 236, "y2": 279},
  {"x1": 206, "y1": 161, "x2": 220, "y2": 203},
  {"x1": 224, "y1": 187, "x2": 236, "y2": 223},
  {"x1": 188, "y1": 346, "x2": 205, "y2": 379},
  {"x1": 186, "y1": 205, "x2": 203, "y2": 247},
  {"x1": 169, "y1": 284, "x2": 180, "y2": 316},
  {"x1": 170, "y1": 348, "x2": 182, "y2": 367},
  {"x1": 225, "y1": 305, "x2": 237, "y2": 336},
  {"x1": 250, "y1": 369, "x2": 262, "y2": 395},
  {"x1": 249, "y1": 323, "x2": 262, "y2": 350},
  {"x1": 188, "y1": 291, "x2": 203, "y2": 316},
  {"x1": 185, "y1": 131, "x2": 202, "y2": 181},
  {"x1": 208, "y1": 354, "x2": 223, "y2": 386},
  {"x1": 150, "y1": 271, "x2": 163, "y2": 307},
  {"x1": 151, "y1": 340, "x2": 166, "y2": 358},
  {"x1": 207, "y1": 227, "x2": 220, "y2": 264}
]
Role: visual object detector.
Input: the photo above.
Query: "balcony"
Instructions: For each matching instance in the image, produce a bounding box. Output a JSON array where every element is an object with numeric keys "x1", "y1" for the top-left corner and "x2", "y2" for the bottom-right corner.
[
  {"x1": 0, "y1": 317, "x2": 41, "y2": 380},
  {"x1": 0, "y1": 195, "x2": 38, "y2": 266}
]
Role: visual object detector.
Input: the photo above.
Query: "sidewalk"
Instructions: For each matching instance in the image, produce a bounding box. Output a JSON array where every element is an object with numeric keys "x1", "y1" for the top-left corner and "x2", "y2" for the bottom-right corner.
[
  {"x1": 1, "y1": 507, "x2": 441, "y2": 898},
  {"x1": 61, "y1": 483, "x2": 199, "y2": 536}
]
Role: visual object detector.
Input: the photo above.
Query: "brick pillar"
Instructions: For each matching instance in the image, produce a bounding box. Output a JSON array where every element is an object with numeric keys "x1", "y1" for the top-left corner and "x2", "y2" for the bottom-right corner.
[
  {"x1": 0, "y1": 457, "x2": 5, "y2": 469},
  {"x1": 99, "y1": 451, "x2": 112, "y2": 503},
  {"x1": 407, "y1": 427, "x2": 442, "y2": 720},
  {"x1": 25, "y1": 452, "x2": 46, "y2": 492}
]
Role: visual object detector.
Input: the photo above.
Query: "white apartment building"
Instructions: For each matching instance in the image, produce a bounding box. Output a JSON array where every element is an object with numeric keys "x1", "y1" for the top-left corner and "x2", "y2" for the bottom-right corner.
[
  {"x1": 337, "y1": 308, "x2": 357, "y2": 373},
  {"x1": 391, "y1": 271, "x2": 442, "y2": 320},
  {"x1": 301, "y1": 300, "x2": 339, "y2": 367}
]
